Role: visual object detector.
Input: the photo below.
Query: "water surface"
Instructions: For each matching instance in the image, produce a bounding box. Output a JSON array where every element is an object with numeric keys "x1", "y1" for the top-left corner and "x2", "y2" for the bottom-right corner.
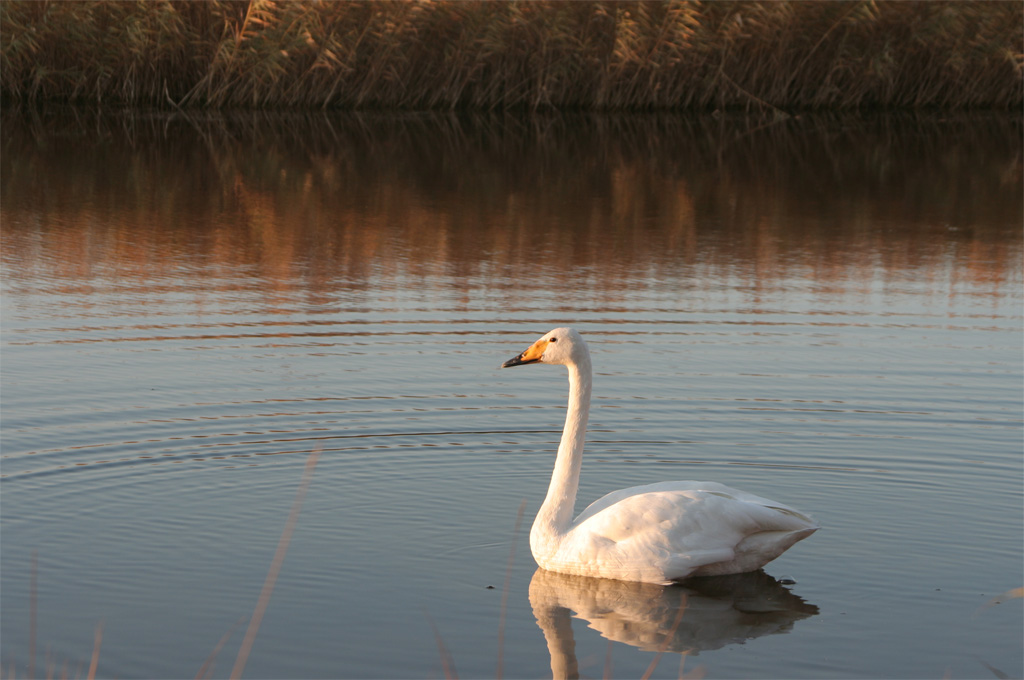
[{"x1": 2, "y1": 110, "x2": 1021, "y2": 679}]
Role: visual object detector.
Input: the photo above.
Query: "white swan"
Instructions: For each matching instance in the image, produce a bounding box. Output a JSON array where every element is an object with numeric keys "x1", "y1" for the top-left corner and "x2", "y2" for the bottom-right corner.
[{"x1": 501, "y1": 328, "x2": 818, "y2": 585}]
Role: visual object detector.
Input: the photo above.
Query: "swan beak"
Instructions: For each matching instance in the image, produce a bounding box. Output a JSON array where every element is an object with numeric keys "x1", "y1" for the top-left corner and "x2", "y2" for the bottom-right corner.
[{"x1": 501, "y1": 338, "x2": 548, "y2": 368}]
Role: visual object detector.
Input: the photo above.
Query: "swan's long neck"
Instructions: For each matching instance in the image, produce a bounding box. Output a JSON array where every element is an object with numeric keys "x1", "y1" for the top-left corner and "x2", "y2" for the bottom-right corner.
[{"x1": 532, "y1": 355, "x2": 592, "y2": 550}]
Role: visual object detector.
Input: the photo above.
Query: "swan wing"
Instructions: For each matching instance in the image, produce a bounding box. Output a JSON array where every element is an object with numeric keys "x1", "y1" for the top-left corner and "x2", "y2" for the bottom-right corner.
[
  {"x1": 576, "y1": 480, "x2": 813, "y2": 527},
  {"x1": 568, "y1": 481, "x2": 818, "y2": 582}
]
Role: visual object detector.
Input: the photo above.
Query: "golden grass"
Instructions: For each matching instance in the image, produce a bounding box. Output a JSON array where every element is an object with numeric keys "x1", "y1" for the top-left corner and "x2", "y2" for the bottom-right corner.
[{"x1": 2, "y1": 1, "x2": 1021, "y2": 110}]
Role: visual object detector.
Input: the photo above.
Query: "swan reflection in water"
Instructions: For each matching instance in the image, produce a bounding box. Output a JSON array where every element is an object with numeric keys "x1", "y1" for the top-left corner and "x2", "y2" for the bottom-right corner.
[{"x1": 529, "y1": 568, "x2": 819, "y2": 679}]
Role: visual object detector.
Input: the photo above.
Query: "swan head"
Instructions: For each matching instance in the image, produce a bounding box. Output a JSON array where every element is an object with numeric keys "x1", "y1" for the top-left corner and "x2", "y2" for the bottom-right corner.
[{"x1": 501, "y1": 327, "x2": 589, "y2": 368}]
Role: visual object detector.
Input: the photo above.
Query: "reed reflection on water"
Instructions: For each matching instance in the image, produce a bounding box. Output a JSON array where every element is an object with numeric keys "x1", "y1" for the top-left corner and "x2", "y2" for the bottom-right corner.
[
  {"x1": 2, "y1": 110, "x2": 1020, "y2": 305},
  {"x1": 0, "y1": 110, "x2": 1021, "y2": 679}
]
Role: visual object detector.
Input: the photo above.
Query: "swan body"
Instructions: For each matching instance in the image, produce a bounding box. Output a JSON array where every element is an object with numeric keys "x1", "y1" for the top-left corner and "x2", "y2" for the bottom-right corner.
[{"x1": 502, "y1": 327, "x2": 818, "y2": 585}]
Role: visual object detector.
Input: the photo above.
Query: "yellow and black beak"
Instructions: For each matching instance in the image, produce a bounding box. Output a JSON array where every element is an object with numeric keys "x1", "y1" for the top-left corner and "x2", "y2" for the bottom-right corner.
[{"x1": 501, "y1": 337, "x2": 549, "y2": 368}]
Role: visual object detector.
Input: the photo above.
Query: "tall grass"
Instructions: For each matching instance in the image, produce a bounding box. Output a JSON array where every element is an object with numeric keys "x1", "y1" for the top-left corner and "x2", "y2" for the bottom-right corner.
[{"x1": 2, "y1": 1, "x2": 1020, "y2": 110}]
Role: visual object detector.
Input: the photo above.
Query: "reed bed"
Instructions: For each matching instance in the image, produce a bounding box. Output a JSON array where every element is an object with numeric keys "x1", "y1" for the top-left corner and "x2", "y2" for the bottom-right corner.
[{"x1": 2, "y1": 0, "x2": 1021, "y2": 110}]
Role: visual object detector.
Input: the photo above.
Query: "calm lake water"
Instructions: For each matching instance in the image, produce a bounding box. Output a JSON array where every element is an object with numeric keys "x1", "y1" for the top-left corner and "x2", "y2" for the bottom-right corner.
[{"x1": 1, "y1": 109, "x2": 1021, "y2": 680}]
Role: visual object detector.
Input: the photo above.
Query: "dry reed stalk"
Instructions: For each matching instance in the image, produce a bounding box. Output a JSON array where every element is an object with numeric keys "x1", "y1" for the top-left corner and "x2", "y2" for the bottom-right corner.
[
  {"x1": 28, "y1": 551, "x2": 37, "y2": 680},
  {"x1": 195, "y1": 617, "x2": 247, "y2": 680},
  {"x1": 1, "y1": 1, "x2": 1020, "y2": 110},
  {"x1": 639, "y1": 592, "x2": 697, "y2": 680},
  {"x1": 974, "y1": 586, "x2": 1024, "y2": 617},
  {"x1": 425, "y1": 610, "x2": 459, "y2": 680},
  {"x1": 603, "y1": 639, "x2": 614, "y2": 679},
  {"x1": 229, "y1": 449, "x2": 321, "y2": 680},
  {"x1": 496, "y1": 499, "x2": 527, "y2": 680},
  {"x1": 85, "y1": 622, "x2": 102, "y2": 680}
]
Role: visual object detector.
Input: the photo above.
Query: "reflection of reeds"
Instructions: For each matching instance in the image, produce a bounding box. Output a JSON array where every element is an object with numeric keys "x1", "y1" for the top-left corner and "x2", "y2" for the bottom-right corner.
[
  {"x1": 1, "y1": 1, "x2": 1020, "y2": 110},
  {"x1": 2, "y1": 110, "x2": 1020, "y2": 308}
]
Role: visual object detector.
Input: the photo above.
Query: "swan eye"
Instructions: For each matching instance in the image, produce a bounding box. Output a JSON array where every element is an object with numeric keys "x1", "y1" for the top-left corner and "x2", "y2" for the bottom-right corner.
[{"x1": 549, "y1": 337, "x2": 557, "y2": 343}]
